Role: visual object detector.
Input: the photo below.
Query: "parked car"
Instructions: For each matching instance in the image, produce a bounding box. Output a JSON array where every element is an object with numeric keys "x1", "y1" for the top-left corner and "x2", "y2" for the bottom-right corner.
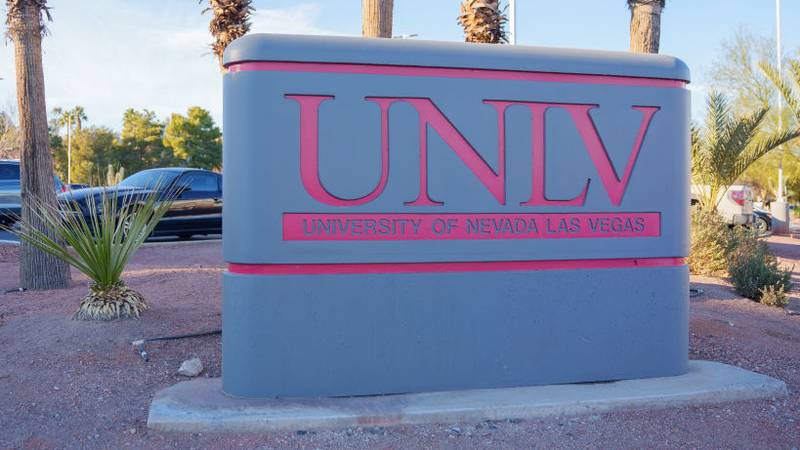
[
  {"x1": 690, "y1": 184, "x2": 755, "y2": 226},
  {"x1": 58, "y1": 167, "x2": 222, "y2": 239},
  {"x1": 0, "y1": 159, "x2": 68, "y2": 225},
  {"x1": 67, "y1": 183, "x2": 89, "y2": 190},
  {"x1": 753, "y1": 207, "x2": 772, "y2": 234}
]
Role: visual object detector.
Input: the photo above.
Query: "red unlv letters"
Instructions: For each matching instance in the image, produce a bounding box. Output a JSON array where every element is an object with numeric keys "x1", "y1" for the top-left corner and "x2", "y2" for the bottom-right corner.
[{"x1": 285, "y1": 95, "x2": 659, "y2": 207}]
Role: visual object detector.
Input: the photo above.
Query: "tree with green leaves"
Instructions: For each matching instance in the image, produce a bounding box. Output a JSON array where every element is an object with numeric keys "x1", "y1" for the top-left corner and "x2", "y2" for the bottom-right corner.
[
  {"x1": 163, "y1": 107, "x2": 222, "y2": 170},
  {"x1": 50, "y1": 130, "x2": 66, "y2": 178},
  {"x1": 68, "y1": 126, "x2": 116, "y2": 185},
  {"x1": 0, "y1": 111, "x2": 19, "y2": 159},
  {"x1": 710, "y1": 29, "x2": 778, "y2": 115},
  {"x1": 691, "y1": 92, "x2": 800, "y2": 211},
  {"x1": 6, "y1": 0, "x2": 70, "y2": 289},
  {"x1": 116, "y1": 108, "x2": 170, "y2": 172},
  {"x1": 707, "y1": 29, "x2": 798, "y2": 203},
  {"x1": 51, "y1": 106, "x2": 87, "y2": 183}
]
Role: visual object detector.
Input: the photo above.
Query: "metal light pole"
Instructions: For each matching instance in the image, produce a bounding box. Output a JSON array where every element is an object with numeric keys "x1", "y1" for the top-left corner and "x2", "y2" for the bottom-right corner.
[
  {"x1": 509, "y1": 0, "x2": 517, "y2": 45},
  {"x1": 777, "y1": 0, "x2": 784, "y2": 202},
  {"x1": 66, "y1": 114, "x2": 72, "y2": 185},
  {"x1": 771, "y1": 0, "x2": 791, "y2": 233}
]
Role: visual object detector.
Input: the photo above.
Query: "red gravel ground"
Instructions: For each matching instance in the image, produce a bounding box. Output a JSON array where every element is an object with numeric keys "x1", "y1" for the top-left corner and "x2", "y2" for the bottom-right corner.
[{"x1": 1, "y1": 238, "x2": 799, "y2": 449}]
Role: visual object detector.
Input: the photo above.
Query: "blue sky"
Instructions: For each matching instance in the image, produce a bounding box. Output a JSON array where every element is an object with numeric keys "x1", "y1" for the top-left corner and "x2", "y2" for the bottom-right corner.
[{"x1": 0, "y1": 0, "x2": 797, "y2": 130}]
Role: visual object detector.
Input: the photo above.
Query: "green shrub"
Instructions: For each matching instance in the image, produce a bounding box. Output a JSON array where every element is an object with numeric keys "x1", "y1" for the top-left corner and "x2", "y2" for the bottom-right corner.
[
  {"x1": 727, "y1": 230, "x2": 792, "y2": 304},
  {"x1": 688, "y1": 208, "x2": 734, "y2": 276},
  {"x1": 759, "y1": 285, "x2": 789, "y2": 308}
]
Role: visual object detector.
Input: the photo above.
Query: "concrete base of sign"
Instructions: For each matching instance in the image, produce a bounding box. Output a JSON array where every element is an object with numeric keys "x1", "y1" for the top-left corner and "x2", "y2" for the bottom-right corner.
[
  {"x1": 222, "y1": 266, "x2": 689, "y2": 398},
  {"x1": 147, "y1": 360, "x2": 786, "y2": 433}
]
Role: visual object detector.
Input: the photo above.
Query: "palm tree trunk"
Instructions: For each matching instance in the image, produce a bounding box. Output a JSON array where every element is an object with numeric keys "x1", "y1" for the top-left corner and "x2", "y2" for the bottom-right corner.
[
  {"x1": 628, "y1": 0, "x2": 664, "y2": 54},
  {"x1": 362, "y1": 0, "x2": 393, "y2": 38},
  {"x1": 7, "y1": 0, "x2": 70, "y2": 290}
]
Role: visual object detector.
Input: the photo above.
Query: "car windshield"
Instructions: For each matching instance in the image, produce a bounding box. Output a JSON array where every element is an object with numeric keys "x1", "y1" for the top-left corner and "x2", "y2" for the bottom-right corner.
[
  {"x1": 118, "y1": 170, "x2": 178, "y2": 189},
  {"x1": 0, "y1": 163, "x2": 20, "y2": 181}
]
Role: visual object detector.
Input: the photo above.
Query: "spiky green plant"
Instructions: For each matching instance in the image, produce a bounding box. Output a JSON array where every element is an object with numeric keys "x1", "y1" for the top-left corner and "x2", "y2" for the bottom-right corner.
[
  {"x1": 1, "y1": 187, "x2": 174, "y2": 320},
  {"x1": 691, "y1": 91, "x2": 800, "y2": 210}
]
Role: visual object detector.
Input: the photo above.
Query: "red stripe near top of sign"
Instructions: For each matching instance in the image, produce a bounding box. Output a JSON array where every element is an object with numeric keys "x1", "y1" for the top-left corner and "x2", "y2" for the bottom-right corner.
[
  {"x1": 228, "y1": 257, "x2": 685, "y2": 276},
  {"x1": 227, "y1": 61, "x2": 687, "y2": 88}
]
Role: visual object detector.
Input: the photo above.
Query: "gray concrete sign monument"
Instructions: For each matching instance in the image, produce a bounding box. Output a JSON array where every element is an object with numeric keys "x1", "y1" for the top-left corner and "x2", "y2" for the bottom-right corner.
[{"x1": 222, "y1": 34, "x2": 691, "y2": 399}]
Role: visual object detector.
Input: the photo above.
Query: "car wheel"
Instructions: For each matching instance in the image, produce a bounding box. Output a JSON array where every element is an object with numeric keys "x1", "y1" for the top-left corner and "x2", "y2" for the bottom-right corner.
[
  {"x1": 122, "y1": 215, "x2": 150, "y2": 242},
  {"x1": 755, "y1": 217, "x2": 770, "y2": 235}
]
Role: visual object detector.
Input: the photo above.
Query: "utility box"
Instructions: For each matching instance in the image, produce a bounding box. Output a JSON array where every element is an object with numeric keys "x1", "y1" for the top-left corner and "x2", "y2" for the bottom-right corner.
[{"x1": 222, "y1": 34, "x2": 690, "y2": 398}]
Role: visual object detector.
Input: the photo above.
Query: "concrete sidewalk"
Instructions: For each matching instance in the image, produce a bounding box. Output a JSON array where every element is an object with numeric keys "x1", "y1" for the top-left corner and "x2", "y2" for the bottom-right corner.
[{"x1": 148, "y1": 360, "x2": 787, "y2": 433}]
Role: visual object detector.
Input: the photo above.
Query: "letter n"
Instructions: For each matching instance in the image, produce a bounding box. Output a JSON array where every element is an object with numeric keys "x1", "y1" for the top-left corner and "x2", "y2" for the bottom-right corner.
[{"x1": 370, "y1": 98, "x2": 506, "y2": 206}]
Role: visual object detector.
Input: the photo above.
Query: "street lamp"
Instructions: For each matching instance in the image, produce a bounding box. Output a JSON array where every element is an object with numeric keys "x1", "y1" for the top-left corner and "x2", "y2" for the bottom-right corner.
[
  {"x1": 771, "y1": 0, "x2": 791, "y2": 234},
  {"x1": 66, "y1": 114, "x2": 72, "y2": 185},
  {"x1": 777, "y1": 0, "x2": 784, "y2": 202},
  {"x1": 509, "y1": 0, "x2": 517, "y2": 45}
]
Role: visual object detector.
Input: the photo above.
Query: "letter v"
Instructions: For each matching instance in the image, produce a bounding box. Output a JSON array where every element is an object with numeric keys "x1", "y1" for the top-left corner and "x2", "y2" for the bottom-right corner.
[{"x1": 563, "y1": 105, "x2": 659, "y2": 205}]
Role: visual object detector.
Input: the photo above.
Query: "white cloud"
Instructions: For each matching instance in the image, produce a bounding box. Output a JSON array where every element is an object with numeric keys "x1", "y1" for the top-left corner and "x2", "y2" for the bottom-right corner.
[
  {"x1": 250, "y1": 4, "x2": 343, "y2": 36},
  {"x1": 0, "y1": 1, "x2": 344, "y2": 132}
]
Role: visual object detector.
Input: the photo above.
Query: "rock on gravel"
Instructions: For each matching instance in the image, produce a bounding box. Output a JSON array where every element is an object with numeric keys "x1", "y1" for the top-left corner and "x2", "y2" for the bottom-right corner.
[{"x1": 178, "y1": 358, "x2": 203, "y2": 377}]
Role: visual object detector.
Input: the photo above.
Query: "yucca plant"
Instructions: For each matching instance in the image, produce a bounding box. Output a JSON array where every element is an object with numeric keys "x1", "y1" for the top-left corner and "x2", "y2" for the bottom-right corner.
[
  {"x1": 202, "y1": 0, "x2": 254, "y2": 70},
  {"x1": 1, "y1": 187, "x2": 174, "y2": 320},
  {"x1": 691, "y1": 91, "x2": 800, "y2": 211},
  {"x1": 457, "y1": 0, "x2": 507, "y2": 44}
]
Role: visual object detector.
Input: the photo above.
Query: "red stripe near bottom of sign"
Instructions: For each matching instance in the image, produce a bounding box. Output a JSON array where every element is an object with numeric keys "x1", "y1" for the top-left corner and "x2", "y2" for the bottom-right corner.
[{"x1": 227, "y1": 257, "x2": 685, "y2": 275}]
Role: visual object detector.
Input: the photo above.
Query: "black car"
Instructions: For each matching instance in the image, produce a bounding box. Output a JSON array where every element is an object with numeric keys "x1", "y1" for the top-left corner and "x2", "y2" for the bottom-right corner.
[{"x1": 58, "y1": 168, "x2": 222, "y2": 239}]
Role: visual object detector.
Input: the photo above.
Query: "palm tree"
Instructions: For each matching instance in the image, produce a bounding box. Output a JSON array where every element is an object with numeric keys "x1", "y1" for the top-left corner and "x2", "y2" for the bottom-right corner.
[
  {"x1": 362, "y1": 0, "x2": 393, "y2": 38},
  {"x1": 52, "y1": 106, "x2": 87, "y2": 183},
  {"x1": 692, "y1": 92, "x2": 800, "y2": 211},
  {"x1": 202, "y1": 0, "x2": 254, "y2": 70},
  {"x1": 458, "y1": 0, "x2": 507, "y2": 44},
  {"x1": 6, "y1": 0, "x2": 70, "y2": 290},
  {"x1": 69, "y1": 106, "x2": 86, "y2": 131},
  {"x1": 627, "y1": 0, "x2": 664, "y2": 53}
]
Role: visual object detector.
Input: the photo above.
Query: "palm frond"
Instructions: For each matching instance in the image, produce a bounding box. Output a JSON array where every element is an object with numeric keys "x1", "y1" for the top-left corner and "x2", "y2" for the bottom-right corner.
[
  {"x1": 759, "y1": 60, "x2": 800, "y2": 117},
  {"x1": 735, "y1": 127, "x2": 800, "y2": 177}
]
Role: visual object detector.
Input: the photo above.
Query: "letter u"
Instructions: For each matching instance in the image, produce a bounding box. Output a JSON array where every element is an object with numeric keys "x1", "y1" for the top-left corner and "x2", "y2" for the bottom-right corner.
[{"x1": 285, "y1": 95, "x2": 391, "y2": 206}]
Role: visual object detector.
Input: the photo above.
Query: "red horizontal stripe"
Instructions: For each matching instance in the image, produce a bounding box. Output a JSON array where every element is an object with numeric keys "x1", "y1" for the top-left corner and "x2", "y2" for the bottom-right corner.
[
  {"x1": 228, "y1": 257, "x2": 685, "y2": 275},
  {"x1": 227, "y1": 61, "x2": 686, "y2": 88}
]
